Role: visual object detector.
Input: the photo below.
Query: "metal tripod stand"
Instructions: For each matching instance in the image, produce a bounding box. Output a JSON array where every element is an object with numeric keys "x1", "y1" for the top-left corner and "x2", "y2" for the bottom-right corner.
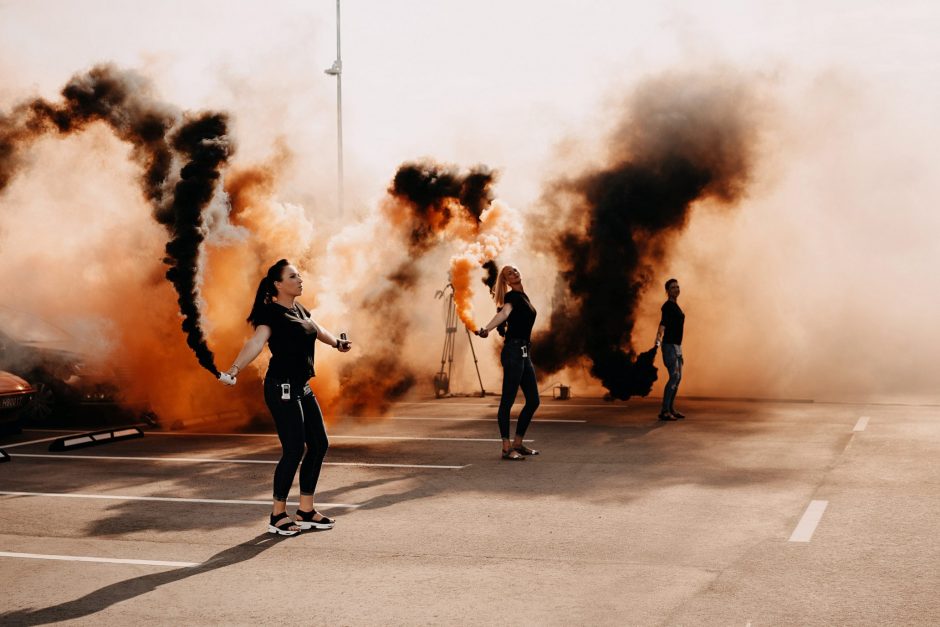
[{"x1": 433, "y1": 283, "x2": 485, "y2": 397}]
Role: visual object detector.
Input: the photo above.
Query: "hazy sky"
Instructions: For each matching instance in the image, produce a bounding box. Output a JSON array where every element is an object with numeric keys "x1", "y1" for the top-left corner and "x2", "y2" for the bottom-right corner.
[{"x1": 2, "y1": 1, "x2": 938, "y2": 403}]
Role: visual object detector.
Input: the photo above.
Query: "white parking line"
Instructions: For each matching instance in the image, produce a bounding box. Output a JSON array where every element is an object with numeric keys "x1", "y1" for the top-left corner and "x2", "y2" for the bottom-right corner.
[
  {"x1": 3, "y1": 434, "x2": 83, "y2": 449},
  {"x1": 149, "y1": 432, "x2": 532, "y2": 442},
  {"x1": 0, "y1": 491, "x2": 360, "y2": 508},
  {"x1": 788, "y1": 500, "x2": 829, "y2": 542},
  {"x1": 9, "y1": 453, "x2": 467, "y2": 470},
  {"x1": 853, "y1": 416, "x2": 869, "y2": 432},
  {"x1": 397, "y1": 401, "x2": 609, "y2": 409},
  {"x1": 385, "y1": 416, "x2": 586, "y2": 424},
  {"x1": 0, "y1": 551, "x2": 198, "y2": 568}
]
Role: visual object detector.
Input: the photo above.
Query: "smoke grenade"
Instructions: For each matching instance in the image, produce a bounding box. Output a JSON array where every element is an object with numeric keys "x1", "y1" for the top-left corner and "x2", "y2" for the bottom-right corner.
[{"x1": 0, "y1": 65, "x2": 229, "y2": 376}]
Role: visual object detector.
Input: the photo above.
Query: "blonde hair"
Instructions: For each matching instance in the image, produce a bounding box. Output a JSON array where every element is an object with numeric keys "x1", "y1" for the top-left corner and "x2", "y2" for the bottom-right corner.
[{"x1": 494, "y1": 265, "x2": 514, "y2": 307}]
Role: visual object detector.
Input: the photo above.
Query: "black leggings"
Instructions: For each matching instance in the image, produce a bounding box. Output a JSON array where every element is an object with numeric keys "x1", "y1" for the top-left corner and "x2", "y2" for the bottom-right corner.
[
  {"x1": 264, "y1": 379, "x2": 329, "y2": 502},
  {"x1": 497, "y1": 340, "x2": 540, "y2": 439}
]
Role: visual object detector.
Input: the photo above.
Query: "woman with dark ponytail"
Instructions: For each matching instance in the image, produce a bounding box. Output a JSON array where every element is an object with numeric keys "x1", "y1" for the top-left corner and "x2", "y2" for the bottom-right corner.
[{"x1": 220, "y1": 259, "x2": 352, "y2": 535}]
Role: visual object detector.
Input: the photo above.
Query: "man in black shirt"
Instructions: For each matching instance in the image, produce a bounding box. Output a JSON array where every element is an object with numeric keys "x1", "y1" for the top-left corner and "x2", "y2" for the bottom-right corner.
[{"x1": 654, "y1": 278, "x2": 685, "y2": 420}]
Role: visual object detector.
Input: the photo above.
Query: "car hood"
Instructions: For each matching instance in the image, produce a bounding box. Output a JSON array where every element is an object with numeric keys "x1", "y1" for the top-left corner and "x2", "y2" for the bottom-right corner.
[
  {"x1": 17, "y1": 340, "x2": 82, "y2": 359},
  {"x1": 0, "y1": 370, "x2": 33, "y2": 394}
]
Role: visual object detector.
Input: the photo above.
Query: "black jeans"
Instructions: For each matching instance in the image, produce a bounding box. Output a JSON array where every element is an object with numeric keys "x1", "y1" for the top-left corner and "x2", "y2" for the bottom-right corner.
[
  {"x1": 497, "y1": 339, "x2": 540, "y2": 440},
  {"x1": 264, "y1": 379, "x2": 329, "y2": 502}
]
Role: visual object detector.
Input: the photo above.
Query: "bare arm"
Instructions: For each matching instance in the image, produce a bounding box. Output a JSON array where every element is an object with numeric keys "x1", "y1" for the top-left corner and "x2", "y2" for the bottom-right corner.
[
  {"x1": 655, "y1": 324, "x2": 665, "y2": 347},
  {"x1": 224, "y1": 325, "x2": 272, "y2": 377},
  {"x1": 290, "y1": 306, "x2": 352, "y2": 352},
  {"x1": 476, "y1": 303, "x2": 513, "y2": 338},
  {"x1": 310, "y1": 319, "x2": 352, "y2": 352}
]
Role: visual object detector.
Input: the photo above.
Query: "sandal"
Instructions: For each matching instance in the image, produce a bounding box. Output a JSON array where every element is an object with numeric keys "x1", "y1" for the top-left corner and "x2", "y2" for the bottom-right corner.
[
  {"x1": 268, "y1": 512, "x2": 300, "y2": 536},
  {"x1": 295, "y1": 509, "x2": 335, "y2": 530},
  {"x1": 501, "y1": 449, "x2": 525, "y2": 461},
  {"x1": 658, "y1": 411, "x2": 678, "y2": 421},
  {"x1": 513, "y1": 445, "x2": 539, "y2": 456}
]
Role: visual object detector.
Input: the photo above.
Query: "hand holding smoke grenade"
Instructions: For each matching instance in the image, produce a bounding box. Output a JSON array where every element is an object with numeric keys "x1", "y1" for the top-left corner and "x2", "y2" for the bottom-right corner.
[
  {"x1": 338, "y1": 332, "x2": 350, "y2": 350},
  {"x1": 219, "y1": 373, "x2": 236, "y2": 386}
]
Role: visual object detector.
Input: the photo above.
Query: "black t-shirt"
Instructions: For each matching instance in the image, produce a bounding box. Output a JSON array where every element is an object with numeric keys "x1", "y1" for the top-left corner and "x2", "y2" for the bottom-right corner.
[
  {"x1": 502, "y1": 290, "x2": 537, "y2": 341},
  {"x1": 660, "y1": 300, "x2": 685, "y2": 345},
  {"x1": 256, "y1": 302, "x2": 317, "y2": 382}
]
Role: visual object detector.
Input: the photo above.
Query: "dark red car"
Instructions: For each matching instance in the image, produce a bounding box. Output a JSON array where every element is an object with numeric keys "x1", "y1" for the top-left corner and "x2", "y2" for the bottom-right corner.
[
  {"x1": 0, "y1": 306, "x2": 152, "y2": 425},
  {"x1": 0, "y1": 370, "x2": 34, "y2": 434}
]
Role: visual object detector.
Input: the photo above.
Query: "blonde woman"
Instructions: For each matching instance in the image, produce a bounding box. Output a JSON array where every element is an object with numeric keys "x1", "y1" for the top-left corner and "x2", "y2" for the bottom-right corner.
[{"x1": 476, "y1": 265, "x2": 540, "y2": 460}]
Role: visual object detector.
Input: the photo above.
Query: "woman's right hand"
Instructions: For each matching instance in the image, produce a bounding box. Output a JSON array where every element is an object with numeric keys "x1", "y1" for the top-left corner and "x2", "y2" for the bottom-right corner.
[
  {"x1": 219, "y1": 373, "x2": 237, "y2": 386},
  {"x1": 476, "y1": 328, "x2": 489, "y2": 338}
]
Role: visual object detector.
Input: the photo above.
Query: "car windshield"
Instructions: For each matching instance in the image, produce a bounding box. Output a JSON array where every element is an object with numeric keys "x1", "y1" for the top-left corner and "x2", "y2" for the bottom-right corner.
[{"x1": 0, "y1": 306, "x2": 72, "y2": 344}]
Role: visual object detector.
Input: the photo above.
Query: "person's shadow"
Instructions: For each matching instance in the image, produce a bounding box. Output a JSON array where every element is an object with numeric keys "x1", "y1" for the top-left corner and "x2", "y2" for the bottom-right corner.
[{"x1": 1, "y1": 533, "x2": 289, "y2": 626}]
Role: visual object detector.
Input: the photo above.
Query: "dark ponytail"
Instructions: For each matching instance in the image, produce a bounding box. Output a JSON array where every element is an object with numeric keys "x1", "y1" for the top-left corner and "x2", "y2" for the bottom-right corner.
[{"x1": 247, "y1": 259, "x2": 290, "y2": 327}]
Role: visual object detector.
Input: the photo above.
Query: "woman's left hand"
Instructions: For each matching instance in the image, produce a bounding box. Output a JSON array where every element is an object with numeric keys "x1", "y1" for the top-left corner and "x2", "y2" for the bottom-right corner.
[{"x1": 337, "y1": 340, "x2": 352, "y2": 353}]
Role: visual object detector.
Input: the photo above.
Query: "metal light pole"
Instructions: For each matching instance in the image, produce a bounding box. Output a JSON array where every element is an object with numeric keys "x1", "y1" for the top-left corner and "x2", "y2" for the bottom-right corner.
[{"x1": 324, "y1": 0, "x2": 344, "y2": 218}]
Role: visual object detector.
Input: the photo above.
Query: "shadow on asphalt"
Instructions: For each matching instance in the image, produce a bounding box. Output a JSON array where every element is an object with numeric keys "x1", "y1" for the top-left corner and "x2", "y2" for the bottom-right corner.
[
  {"x1": 1, "y1": 399, "x2": 847, "y2": 536},
  {"x1": 0, "y1": 533, "x2": 292, "y2": 626}
]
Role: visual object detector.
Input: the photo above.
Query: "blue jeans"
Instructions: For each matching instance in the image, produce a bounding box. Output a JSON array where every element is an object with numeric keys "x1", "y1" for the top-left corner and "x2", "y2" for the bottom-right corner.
[
  {"x1": 661, "y1": 344, "x2": 683, "y2": 413},
  {"x1": 497, "y1": 339, "x2": 540, "y2": 439}
]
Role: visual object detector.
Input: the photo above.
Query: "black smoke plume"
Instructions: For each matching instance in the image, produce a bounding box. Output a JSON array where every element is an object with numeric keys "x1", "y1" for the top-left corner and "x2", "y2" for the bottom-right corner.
[
  {"x1": 481, "y1": 259, "x2": 499, "y2": 295},
  {"x1": 533, "y1": 73, "x2": 760, "y2": 399},
  {"x1": 0, "y1": 65, "x2": 229, "y2": 376},
  {"x1": 390, "y1": 161, "x2": 494, "y2": 252},
  {"x1": 337, "y1": 161, "x2": 496, "y2": 412}
]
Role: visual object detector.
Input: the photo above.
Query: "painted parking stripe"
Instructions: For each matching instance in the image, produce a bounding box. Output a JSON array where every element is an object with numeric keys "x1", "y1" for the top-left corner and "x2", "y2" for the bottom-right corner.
[
  {"x1": 853, "y1": 416, "x2": 869, "y2": 432},
  {"x1": 788, "y1": 500, "x2": 829, "y2": 542},
  {"x1": 2, "y1": 434, "x2": 84, "y2": 449},
  {"x1": 0, "y1": 551, "x2": 198, "y2": 568},
  {"x1": 9, "y1": 453, "x2": 467, "y2": 470},
  {"x1": 148, "y1": 432, "x2": 532, "y2": 443},
  {"x1": 0, "y1": 491, "x2": 360, "y2": 508},
  {"x1": 385, "y1": 416, "x2": 586, "y2": 424},
  {"x1": 397, "y1": 401, "x2": 609, "y2": 409}
]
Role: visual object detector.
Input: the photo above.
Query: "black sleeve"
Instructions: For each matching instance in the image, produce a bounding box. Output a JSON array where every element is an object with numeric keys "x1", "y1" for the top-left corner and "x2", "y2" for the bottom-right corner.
[
  {"x1": 496, "y1": 301, "x2": 509, "y2": 337},
  {"x1": 254, "y1": 305, "x2": 274, "y2": 329}
]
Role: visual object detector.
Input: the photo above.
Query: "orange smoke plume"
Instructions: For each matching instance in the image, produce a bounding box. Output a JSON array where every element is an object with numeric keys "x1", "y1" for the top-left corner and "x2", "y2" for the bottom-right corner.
[{"x1": 449, "y1": 200, "x2": 521, "y2": 330}]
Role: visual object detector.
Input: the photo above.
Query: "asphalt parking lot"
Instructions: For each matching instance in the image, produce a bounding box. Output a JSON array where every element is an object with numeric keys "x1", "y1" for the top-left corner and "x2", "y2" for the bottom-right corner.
[{"x1": 1, "y1": 396, "x2": 938, "y2": 625}]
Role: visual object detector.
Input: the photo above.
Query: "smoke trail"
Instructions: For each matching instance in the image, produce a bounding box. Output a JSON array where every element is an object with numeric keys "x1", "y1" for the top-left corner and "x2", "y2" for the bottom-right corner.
[
  {"x1": 533, "y1": 71, "x2": 761, "y2": 399},
  {"x1": 449, "y1": 200, "x2": 520, "y2": 330},
  {"x1": 163, "y1": 113, "x2": 230, "y2": 376},
  {"x1": 389, "y1": 161, "x2": 495, "y2": 252},
  {"x1": 335, "y1": 161, "x2": 498, "y2": 412},
  {"x1": 336, "y1": 262, "x2": 419, "y2": 415},
  {"x1": 0, "y1": 65, "x2": 229, "y2": 376},
  {"x1": 481, "y1": 260, "x2": 499, "y2": 294}
]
